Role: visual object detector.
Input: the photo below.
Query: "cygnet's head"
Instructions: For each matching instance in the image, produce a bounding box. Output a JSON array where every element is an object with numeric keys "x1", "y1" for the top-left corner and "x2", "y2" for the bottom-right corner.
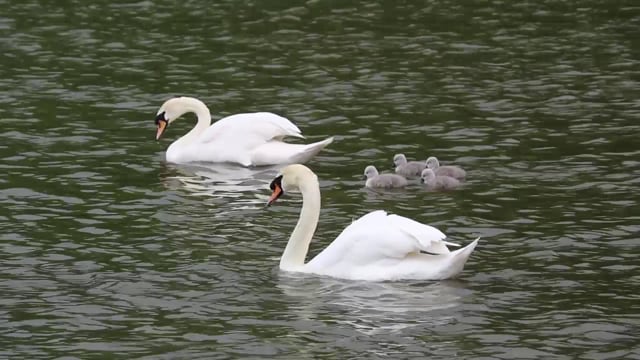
[
  {"x1": 421, "y1": 168, "x2": 436, "y2": 184},
  {"x1": 426, "y1": 156, "x2": 440, "y2": 170},
  {"x1": 393, "y1": 154, "x2": 407, "y2": 167},
  {"x1": 363, "y1": 165, "x2": 379, "y2": 179}
]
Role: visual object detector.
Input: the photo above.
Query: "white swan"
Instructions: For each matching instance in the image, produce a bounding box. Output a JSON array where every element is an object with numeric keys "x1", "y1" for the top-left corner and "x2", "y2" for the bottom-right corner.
[
  {"x1": 154, "y1": 97, "x2": 334, "y2": 166},
  {"x1": 266, "y1": 164, "x2": 479, "y2": 281}
]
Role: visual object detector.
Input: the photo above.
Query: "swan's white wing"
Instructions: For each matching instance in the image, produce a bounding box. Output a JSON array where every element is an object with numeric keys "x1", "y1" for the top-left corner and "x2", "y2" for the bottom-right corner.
[
  {"x1": 171, "y1": 112, "x2": 331, "y2": 166},
  {"x1": 250, "y1": 137, "x2": 334, "y2": 166},
  {"x1": 387, "y1": 214, "x2": 460, "y2": 251},
  {"x1": 306, "y1": 210, "x2": 453, "y2": 270},
  {"x1": 198, "y1": 112, "x2": 303, "y2": 145}
]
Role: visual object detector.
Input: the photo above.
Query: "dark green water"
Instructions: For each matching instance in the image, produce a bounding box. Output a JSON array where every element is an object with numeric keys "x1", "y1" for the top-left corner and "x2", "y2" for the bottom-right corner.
[{"x1": 1, "y1": 0, "x2": 639, "y2": 358}]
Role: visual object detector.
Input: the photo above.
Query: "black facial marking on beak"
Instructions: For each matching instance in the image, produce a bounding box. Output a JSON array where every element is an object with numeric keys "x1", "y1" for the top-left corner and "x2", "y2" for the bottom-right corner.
[
  {"x1": 267, "y1": 175, "x2": 284, "y2": 206},
  {"x1": 270, "y1": 175, "x2": 283, "y2": 191},
  {"x1": 155, "y1": 111, "x2": 167, "y2": 125},
  {"x1": 155, "y1": 111, "x2": 169, "y2": 140}
]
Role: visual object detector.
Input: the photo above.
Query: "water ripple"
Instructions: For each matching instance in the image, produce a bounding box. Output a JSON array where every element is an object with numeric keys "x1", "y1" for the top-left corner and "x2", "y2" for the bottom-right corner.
[{"x1": 1, "y1": 0, "x2": 639, "y2": 358}]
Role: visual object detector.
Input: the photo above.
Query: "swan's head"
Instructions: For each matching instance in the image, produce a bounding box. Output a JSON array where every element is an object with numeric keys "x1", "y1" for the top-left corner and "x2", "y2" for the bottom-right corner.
[
  {"x1": 421, "y1": 168, "x2": 436, "y2": 184},
  {"x1": 393, "y1": 154, "x2": 407, "y2": 167},
  {"x1": 154, "y1": 97, "x2": 202, "y2": 140},
  {"x1": 363, "y1": 165, "x2": 379, "y2": 180},
  {"x1": 267, "y1": 164, "x2": 318, "y2": 206},
  {"x1": 426, "y1": 156, "x2": 440, "y2": 170}
]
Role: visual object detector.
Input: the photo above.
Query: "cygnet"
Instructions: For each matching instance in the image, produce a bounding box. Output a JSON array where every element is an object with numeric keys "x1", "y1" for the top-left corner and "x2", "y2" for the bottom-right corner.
[
  {"x1": 426, "y1": 156, "x2": 466, "y2": 180},
  {"x1": 421, "y1": 168, "x2": 461, "y2": 191},
  {"x1": 363, "y1": 165, "x2": 409, "y2": 189},
  {"x1": 393, "y1": 154, "x2": 427, "y2": 178}
]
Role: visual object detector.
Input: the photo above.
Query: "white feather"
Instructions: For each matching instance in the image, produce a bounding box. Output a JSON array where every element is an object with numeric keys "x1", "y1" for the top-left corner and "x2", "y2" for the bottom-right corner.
[{"x1": 157, "y1": 97, "x2": 333, "y2": 166}]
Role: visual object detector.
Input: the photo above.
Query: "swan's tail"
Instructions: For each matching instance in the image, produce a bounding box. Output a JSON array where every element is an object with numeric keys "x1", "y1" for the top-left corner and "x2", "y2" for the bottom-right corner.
[
  {"x1": 250, "y1": 137, "x2": 334, "y2": 166},
  {"x1": 289, "y1": 137, "x2": 334, "y2": 164},
  {"x1": 446, "y1": 237, "x2": 479, "y2": 277}
]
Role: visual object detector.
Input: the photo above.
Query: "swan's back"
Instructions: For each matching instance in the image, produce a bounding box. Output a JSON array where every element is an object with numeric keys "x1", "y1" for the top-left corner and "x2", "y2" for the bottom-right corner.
[
  {"x1": 201, "y1": 112, "x2": 303, "y2": 144},
  {"x1": 395, "y1": 161, "x2": 427, "y2": 178},
  {"x1": 425, "y1": 175, "x2": 461, "y2": 191},
  {"x1": 435, "y1": 166, "x2": 466, "y2": 180},
  {"x1": 185, "y1": 112, "x2": 313, "y2": 165},
  {"x1": 365, "y1": 174, "x2": 408, "y2": 188},
  {"x1": 305, "y1": 210, "x2": 460, "y2": 277}
]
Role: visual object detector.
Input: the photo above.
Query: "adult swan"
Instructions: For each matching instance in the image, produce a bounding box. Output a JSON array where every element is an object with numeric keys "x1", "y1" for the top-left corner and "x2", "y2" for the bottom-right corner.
[
  {"x1": 266, "y1": 164, "x2": 479, "y2": 281},
  {"x1": 154, "y1": 97, "x2": 334, "y2": 166}
]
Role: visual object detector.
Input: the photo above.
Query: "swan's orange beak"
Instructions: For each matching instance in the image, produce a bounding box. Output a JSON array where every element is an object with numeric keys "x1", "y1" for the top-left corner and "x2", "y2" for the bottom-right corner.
[
  {"x1": 267, "y1": 183, "x2": 283, "y2": 206},
  {"x1": 155, "y1": 120, "x2": 167, "y2": 140}
]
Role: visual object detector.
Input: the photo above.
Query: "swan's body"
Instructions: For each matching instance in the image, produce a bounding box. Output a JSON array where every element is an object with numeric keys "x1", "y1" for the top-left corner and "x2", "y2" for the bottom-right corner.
[
  {"x1": 426, "y1": 157, "x2": 466, "y2": 180},
  {"x1": 267, "y1": 164, "x2": 479, "y2": 281},
  {"x1": 363, "y1": 165, "x2": 408, "y2": 189},
  {"x1": 393, "y1": 154, "x2": 427, "y2": 178},
  {"x1": 154, "y1": 97, "x2": 333, "y2": 166},
  {"x1": 421, "y1": 169, "x2": 461, "y2": 191}
]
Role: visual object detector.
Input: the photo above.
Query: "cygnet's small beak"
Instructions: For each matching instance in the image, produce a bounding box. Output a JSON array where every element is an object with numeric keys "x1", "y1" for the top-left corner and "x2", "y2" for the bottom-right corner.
[
  {"x1": 361, "y1": 174, "x2": 367, "y2": 180},
  {"x1": 420, "y1": 178, "x2": 425, "y2": 184}
]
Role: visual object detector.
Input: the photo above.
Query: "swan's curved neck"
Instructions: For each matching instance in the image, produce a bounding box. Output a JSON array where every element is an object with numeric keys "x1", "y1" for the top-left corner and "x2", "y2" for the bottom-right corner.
[
  {"x1": 174, "y1": 98, "x2": 212, "y2": 145},
  {"x1": 280, "y1": 177, "x2": 321, "y2": 271}
]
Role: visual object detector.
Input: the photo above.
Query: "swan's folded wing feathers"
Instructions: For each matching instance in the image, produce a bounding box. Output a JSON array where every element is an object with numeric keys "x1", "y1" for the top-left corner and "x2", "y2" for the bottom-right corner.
[
  {"x1": 308, "y1": 211, "x2": 452, "y2": 270},
  {"x1": 199, "y1": 112, "x2": 303, "y2": 145},
  {"x1": 387, "y1": 214, "x2": 457, "y2": 254},
  {"x1": 306, "y1": 211, "x2": 395, "y2": 269},
  {"x1": 251, "y1": 112, "x2": 304, "y2": 139}
]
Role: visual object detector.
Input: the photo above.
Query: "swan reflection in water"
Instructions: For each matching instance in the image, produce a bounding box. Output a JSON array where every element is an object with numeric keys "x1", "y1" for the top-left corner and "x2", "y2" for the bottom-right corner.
[
  {"x1": 159, "y1": 162, "x2": 280, "y2": 199},
  {"x1": 276, "y1": 273, "x2": 471, "y2": 335}
]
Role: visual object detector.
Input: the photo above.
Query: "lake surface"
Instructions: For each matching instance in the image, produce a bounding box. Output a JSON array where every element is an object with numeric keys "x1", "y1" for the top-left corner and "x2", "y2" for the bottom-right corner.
[{"x1": 1, "y1": 0, "x2": 639, "y2": 358}]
